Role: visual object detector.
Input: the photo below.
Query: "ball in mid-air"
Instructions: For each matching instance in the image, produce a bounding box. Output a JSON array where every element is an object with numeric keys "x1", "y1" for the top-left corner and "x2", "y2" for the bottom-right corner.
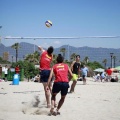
[{"x1": 45, "y1": 20, "x2": 52, "y2": 28}]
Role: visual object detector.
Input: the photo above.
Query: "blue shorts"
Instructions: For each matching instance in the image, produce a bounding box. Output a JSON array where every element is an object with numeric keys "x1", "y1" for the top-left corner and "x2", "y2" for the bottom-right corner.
[
  {"x1": 82, "y1": 75, "x2": 86, "y2": 79},
  {"x1": 40, "y1": 70, "x2": 50, "y2": 83},
  {"x1": 52, "y1": 82, "x2": 69, "y2": 96}
]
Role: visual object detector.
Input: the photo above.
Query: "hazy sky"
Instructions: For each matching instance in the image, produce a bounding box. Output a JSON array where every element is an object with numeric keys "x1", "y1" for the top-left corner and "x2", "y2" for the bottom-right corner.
[{"x1": 0, "y1": 0, "x2": 120, "y2": 48}]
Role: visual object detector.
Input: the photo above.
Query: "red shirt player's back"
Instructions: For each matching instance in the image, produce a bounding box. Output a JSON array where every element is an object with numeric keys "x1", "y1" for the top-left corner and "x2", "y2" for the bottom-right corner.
[
  {"x1": 106, "y1": 69, "x2": 112, "y2": 75},
  {"x1": 53, "y1": 63, "x2": 69, "y2": 83},
  {"x1": 40, "y1": 51, "x2": 52, "y2": 70}
]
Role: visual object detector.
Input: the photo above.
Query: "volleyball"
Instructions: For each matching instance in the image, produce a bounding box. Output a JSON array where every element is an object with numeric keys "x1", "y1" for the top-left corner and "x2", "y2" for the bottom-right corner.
[{"x1": 45, "y1": 20, "x2": 52, "y2": 28}]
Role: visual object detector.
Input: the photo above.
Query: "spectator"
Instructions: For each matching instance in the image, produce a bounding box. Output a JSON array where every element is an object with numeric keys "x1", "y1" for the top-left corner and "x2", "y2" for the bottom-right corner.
[
  {"x1": 93, "y1": 73, "x2": 100, "y2": 82},
  {"x1": 100, "y1": 71, "x2": 106, "y2": 82},
  {"x1": 105, "y1": 67, "x2": 112, "y2": 81},
  {"x1": 34, "y1": 74, "x2": 40, "y2": 82},
  {"x1": 4, "y1": 65, "x2": 8, "y2": 82},
  {"x1": 15, "y1": 65, "x2": 20, "y2": 74},
  {"x1": 81, "y1": 64, "x2": 89, "y2": 85}
]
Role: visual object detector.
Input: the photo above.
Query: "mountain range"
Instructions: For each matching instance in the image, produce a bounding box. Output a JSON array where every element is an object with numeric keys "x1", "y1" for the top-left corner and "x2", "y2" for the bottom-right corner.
[{"x1": 0, "y1": 42, "x2": 120, "y2": 67}]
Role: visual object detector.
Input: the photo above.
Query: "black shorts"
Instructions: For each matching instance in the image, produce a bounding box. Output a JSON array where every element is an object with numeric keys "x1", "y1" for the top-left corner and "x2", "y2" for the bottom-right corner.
[
  {"x1": 82, "y1": 75, "x2": 86, "y2": 79},
  {"x1": 40, "y1": 70, "x2": 50, "y2": 83},
  {"x1": 5, "y1": 74, "x2": 8, "y2": 78},
  {"x1": 52, "y1": 82, "x2": 69, "y2": 96}
]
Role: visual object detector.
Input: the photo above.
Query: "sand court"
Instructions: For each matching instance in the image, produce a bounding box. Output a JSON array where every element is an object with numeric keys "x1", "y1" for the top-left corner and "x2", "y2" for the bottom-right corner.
[{"x1": 0, "y1": 78, "x2": 120, "y2": 120}]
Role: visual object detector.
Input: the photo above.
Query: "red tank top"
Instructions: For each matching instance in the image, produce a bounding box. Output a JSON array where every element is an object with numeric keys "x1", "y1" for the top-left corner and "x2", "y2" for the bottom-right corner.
[
  {"x1": 53, "y1": 63, "x2": 69, "y2": 82},
  {"x1": 106, "y1": 69, "x2": 112, "y2": 75},
  {"x1": 40, "y1": 51, "x2": 52, "y2": 70},
  {"x1": 15, "y1": 67, "x2": 20, "y2": 74}
]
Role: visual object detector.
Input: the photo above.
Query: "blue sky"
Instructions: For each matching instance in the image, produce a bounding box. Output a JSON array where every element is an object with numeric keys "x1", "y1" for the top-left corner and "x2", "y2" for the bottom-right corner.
[{"x1": 0, "y1": 0, "x2": 120, "y2": 48}]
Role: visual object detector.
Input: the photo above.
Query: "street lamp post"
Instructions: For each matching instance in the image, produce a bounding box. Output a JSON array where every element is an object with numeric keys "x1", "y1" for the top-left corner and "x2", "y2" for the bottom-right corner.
[
  {"x1": 110, "y1": 53, "x2": 114, "y2": 68},
  {"x1": 113, "y1": 56, "x2": 116, "y2": 68}
]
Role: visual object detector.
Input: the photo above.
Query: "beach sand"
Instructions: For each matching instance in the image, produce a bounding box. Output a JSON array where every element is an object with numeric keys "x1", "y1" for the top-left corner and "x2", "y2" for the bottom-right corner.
[{"x1": 0, "y1": 78, "x2": 120, "y2": 120}]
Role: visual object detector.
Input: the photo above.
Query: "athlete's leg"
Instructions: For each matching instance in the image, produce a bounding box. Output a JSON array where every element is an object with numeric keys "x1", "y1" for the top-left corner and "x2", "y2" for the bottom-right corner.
[
  {"x1": 56, "y1": 82, "x2": 69, "y2": 114},
  {"x1": 69, "y1": 74, "x2": 77, "y2": 93},
  {"x1": 43, "y1": 82, "x2": 51, "y2": 108},
  {"x1": 83, "y1": 75, "x2": 87, "y2": 85},
  {"x1": 70, "y1": 80, "x2": 77, "y2": 93},
  {"x1": 57, "y1": 95, "x2": 66, "y2": 111},
  {"x1": 50, "y1": 93, "x2": 57, "y2": 110}
]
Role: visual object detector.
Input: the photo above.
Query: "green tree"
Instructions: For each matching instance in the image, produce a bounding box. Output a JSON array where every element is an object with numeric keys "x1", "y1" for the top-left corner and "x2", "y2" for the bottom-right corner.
[
  {"x1": 70, "y1": 53, "x2": 76, "y2": 61},
  {"x1": 11, "y1": 43, "x2": 21, "y2": 62},
  {"x1": 102, "y1": 59, "x2": 107, "y2": 68},
  {"x1": 0, "y1": 57, "x2": 10, "y2": 64},
  {"x1": 52, "y1": 54, "x2": 57, "y2": 65},
  {"x1": 83, "y1": 56, "x2": 89, "y2": 64},
  {"x1": 60, "y1": 48, "x2": 66, "y2": 58},
  {"x1": 11, "y1": 60, "x2": 39, "y2": 80},
  {"x1": 24, "y1": 51, "x2": 40, "y2": 64},
  {"x1": 33, "y1": 51, "x2": 40, "y2": 64},
  {"x1": 87, "y1": 61, "x2": 103, "y2": 70}
]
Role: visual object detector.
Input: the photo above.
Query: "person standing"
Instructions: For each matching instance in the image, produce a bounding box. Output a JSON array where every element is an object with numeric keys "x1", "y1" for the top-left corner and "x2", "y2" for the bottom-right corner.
[
  {"x1": 38, "y1": 46, "x2": 54, "y2": 108},
  {"x1": 46, "y1": 54, "x2": 73, "y2": 115},
  {"x1": 4, "y1": 65, "x2": 8, "y2": 82},
  {"x1": 69, "y1": 55, "x2": 81, "y2": 93},
  {"x1": 105, "y1": 67, "x2": 112, "y2": 81},
  {"x1": 15, "y1": 65, "x2": 20, "y2": 74},
  {"x1": 81, "y1": 64, "x2": 89, "y2": 85},
  {"x1": 100, "y1": 71, "x2": 106, "y2": 82}
]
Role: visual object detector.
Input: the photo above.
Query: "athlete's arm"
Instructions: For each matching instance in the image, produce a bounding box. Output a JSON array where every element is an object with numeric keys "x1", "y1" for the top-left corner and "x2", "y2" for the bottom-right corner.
[
  {"x1": 78, "y1": 64, "x2": 81, "y2": 78},
  {"x1": 38, "y1": 46, "x2": 45, "y2": 52},
  {"x1": 38, "y1": 46, "x2": 45, "y2": 63},
  {"x1": 68, "y1": 66, "x2": 73, "y2": 77},
  {"x1": 70, "y1": 61, "x2": 75, "y2": 71}
]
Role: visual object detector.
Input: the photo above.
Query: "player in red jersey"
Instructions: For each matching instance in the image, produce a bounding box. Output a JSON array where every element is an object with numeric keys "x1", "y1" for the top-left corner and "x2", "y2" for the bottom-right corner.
[
  {"x1": 46, "y1": 54, "x2": 73, "y2": 116},
  {"x1": 38, "y1": 46, "x2": 54, "y2": 108}
]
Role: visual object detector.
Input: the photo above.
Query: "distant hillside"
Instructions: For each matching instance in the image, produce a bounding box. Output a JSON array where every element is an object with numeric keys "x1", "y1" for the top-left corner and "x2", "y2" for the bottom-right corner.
[
  {"x1": 54, "y1": 45, "x2": 120, "y2": 67},
  {"x1": 0, "y1": 42, "x2": 120, "y2": 67}
]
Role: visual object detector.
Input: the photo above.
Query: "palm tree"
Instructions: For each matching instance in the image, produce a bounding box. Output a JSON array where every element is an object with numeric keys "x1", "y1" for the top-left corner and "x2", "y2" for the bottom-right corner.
[
  {"x1": 70, "y1": 53, "x2": 76, "y2": 61},
  {"x1": 113, "y1": 56, "x2": 117, "y2": 68},
  {"x1": 11, "y1": 43, "x2": 21, "y2": 62},
  {"x1": 52, "y1": 54, "x2": 57, "y2": 65},
  {"x1": 83, "y1": 56, "x2": 89, "y2": 64},
  {"x1": 60, "y1": 48, "x2": 66, "y2": 58},
  {"x1": 102, "y1": 59, "x2": 107, "y2": 68},
  {"x1": 25, "y1": 54, "x2": 34, "y2": 63},
  {"x1": 25, "y1": 51, "x2": 40, "y2": 65},
  {"x1": 33, "y1": 51, "x2": 40, "y2": 64}
]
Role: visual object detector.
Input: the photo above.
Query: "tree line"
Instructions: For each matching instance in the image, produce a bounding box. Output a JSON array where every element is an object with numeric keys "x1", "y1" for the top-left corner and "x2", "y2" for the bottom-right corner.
[{"x1": 1, "y1": 43, "x2": 104, "y2": 79}]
